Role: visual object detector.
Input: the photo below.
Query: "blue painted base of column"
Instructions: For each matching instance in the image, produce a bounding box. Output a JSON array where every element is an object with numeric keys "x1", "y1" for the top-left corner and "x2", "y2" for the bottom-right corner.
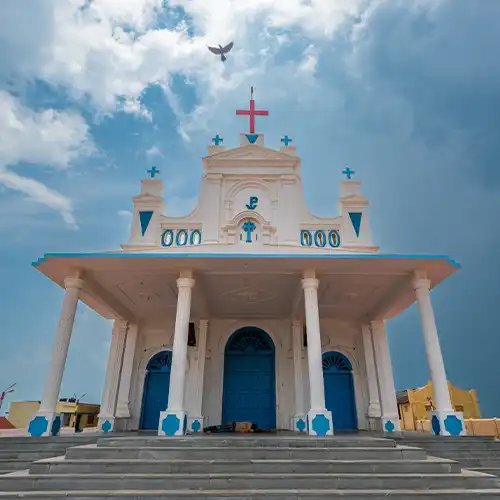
[
  {"x1": 430, "y1": 410, "x2": 467, "y2": 436},
  {"x1": 187, "y1": 416, "x2": 204, "y2": 434},
  {"x1": 291, "y1": 415, "x2": 307, "y2": 433},
  {"x1": 307, "y1": 409, "x2": 334, "y2": 436},
  {"x1": 158, "y1": 410, "x2": 187, "y2": 436},
  {"x1": 28, "y1": 412, "x2": 62, "y2": 437},
  {"x1": 98, "y1": 416, "x2": 116, "y2": 434},
  {"x1": 382, "y1": 415, "x2": 401, "y2": 435}
]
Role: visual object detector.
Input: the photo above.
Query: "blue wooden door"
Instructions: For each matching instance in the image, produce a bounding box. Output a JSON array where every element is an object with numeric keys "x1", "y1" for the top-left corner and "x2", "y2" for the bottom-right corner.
[
  {"x1": 222, "y1": 327, "x2": 276, "y2": 429},
  {"x1": 140, "y1": 351, "x2": 172, "y2": 430},
  {"x1": 323, "y1": 352, "x2": 358, "y2": 431}
]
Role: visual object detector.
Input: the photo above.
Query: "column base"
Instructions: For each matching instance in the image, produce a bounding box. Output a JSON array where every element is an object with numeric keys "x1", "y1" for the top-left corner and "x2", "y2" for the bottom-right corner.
[
  {"x1": 430, "y1": 410, "x2": 467, "y2": 436},
  {"x1": 158, "y1": 410, "x2": 188, "y2": 436},
  {"x1": 367, "y1": 416, "x2": 383, "y2": 432},
  {"x1": 98, "y1": 416, "x2": 116, "y2": 433},
  {"x1": 382, "y1": 414, "x2": 401, "y2": 435},
  {"x1": 291, "y1": 415, "x2": 307, "y2": 433},
  {"x1": 307, "y1": 409, "x2": 334, "y2": 436},
  {"x1": 28, "y1": 411, "x2": 62, "y2": 437},
  {"x1": 187, "y1": 416, "x2": 204, "y2": 433}
]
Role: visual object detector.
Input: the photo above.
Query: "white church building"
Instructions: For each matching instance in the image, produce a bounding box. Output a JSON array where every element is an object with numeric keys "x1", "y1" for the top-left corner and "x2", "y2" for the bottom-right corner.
[{"x1": 28, "y1": 91, "x2": 466, "y2": 438}]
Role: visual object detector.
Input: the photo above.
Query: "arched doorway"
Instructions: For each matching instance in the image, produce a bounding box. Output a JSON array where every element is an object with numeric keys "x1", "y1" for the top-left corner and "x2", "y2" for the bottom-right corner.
[
  {"x1": 140, "y1": 350, "x2": 172, "y2": 430},
  {"x1": 222, "y1": 327, "x2": 276, "y2": 429},
  {"x1": 323, "y1": 351, "x2": 358, "y2": 431}
]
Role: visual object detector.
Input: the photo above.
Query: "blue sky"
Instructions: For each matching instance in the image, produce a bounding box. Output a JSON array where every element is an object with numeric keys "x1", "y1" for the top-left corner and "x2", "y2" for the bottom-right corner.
[{"x1": 1, "y1": 0, "x2": 499, "y2": 417}]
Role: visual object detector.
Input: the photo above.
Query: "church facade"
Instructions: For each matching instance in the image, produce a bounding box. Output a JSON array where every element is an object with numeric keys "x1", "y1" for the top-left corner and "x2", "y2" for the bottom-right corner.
[{"x1": 28, "y1": 93, "x2": 466, "y2": 438}]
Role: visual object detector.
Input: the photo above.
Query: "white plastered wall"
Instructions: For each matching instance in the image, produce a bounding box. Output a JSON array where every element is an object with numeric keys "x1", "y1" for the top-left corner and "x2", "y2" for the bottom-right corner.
[{"x1": 126, "y1": 319, "x2": 370, "y2": 431}]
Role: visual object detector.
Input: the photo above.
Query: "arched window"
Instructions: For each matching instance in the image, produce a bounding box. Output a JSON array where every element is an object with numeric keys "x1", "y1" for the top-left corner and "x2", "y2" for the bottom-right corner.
[
  {"x1": 146, "y1": 350, "x2": 172, "y2": 373},
  {"x1": 322, "y1": 351, "x2": 353, "y2": 373},
  {"x1": 301, "y1": 230, "x2": 312, "y2": 247}
]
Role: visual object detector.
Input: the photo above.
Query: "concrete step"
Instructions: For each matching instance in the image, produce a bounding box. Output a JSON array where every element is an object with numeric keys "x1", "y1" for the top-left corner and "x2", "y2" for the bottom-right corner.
[
  {"x1": 66, "y1": 444, "x2": 427, "y2": 461},
  {"x1": 449, "y1": 458, "x2": 500, "y2": 468},
  {"x1": 1, "y1": 489, "x2": 500, "y2": 499},
  {"x1": 0, "y1": 460, "x2": 37, "y2": 471},
  {"x1": 97, "y1": 436, "x2": 396, "y2": 449},
  {"x1": 0, "y1": 439, "x2": 97, "y2": 452},
  {"x1": 425, "y1": 450, "x2": 500, "y2": 459},
  {"x1": 0, "y1": 471, "x2": 497, "y2": 491},
  {"x1": 29, "y1": 457, "x2": 461, "y2": 475},
  {"x1": 404, "y1": 442, "x2": 500, "y2": 451},
  {"x1": 1, "y1": 490, "x2": 500, "y2": 500},
  {"x1": 470, "y1": 468, "x2": 500, "y2": 477},
  {"x1": 0, "y1": 451, "x2": 63, "y2": 460}
]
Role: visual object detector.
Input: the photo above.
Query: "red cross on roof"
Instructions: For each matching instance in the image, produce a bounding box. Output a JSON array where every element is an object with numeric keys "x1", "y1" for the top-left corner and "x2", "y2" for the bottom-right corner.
[{"x1": 236, "y1": 87, "x2": 269, "y2": 134}]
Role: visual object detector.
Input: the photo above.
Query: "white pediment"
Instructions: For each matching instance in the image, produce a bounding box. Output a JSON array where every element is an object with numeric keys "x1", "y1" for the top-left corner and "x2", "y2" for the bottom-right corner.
[{"x1": 206, "y1": 145, "x2": 298, "y2": 162}]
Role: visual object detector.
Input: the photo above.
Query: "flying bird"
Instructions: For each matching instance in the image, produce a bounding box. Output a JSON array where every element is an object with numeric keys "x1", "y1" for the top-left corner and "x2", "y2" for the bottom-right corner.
[{"x1": 208, "y1": 41, "x2": 234, "y2": 62}]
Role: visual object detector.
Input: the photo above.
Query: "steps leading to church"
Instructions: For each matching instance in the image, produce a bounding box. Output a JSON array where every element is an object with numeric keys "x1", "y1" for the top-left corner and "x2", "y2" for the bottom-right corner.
[
  {"x1": 0, "y1": 436, "x2": 98, "y2": 474},
  {"x1": 0, "y1": 434, "x2": 499, "y2": 498},
  {"x1": 393, "y1": 435, "x2": 500, "y2": 479}
]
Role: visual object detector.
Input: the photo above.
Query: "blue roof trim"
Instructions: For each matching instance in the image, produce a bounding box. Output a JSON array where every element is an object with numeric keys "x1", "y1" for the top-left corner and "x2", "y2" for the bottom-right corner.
[{"x1": 32, "y1": 253, "x2": 461, "y2": 268}]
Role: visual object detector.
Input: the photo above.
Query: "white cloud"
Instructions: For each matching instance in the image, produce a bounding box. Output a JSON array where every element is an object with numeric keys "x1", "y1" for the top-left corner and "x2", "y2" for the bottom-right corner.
[
  {"x1": 0, "y1": 91, "x2": 91, "y2": 228},
  {"x1": 117, "y1": 210, "x2": 133, "y2": 218}
]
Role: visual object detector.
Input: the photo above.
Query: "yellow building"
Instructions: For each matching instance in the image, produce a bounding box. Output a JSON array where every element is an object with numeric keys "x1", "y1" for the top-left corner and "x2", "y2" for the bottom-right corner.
[
  {"x1": 8, "y1": 400, "x2": 100, "y2": 431},
  {"x1": 397, "y1": 380, "x2": 481, "y2": 430}
]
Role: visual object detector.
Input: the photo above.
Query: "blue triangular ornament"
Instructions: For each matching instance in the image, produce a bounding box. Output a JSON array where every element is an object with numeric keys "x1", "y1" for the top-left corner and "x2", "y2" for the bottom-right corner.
[
  {"x1": 139, "y1": 211, "x2": 154, "y2": 236},
  {"x1": 349, "y1": 212, "x2": 362, "y2": 237},
  {"x1": 246, "y1": 134, "x2": 259, "y2": 144}
]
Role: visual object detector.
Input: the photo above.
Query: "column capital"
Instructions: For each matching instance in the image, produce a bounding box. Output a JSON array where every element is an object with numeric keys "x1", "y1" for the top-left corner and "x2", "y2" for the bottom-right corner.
[
  {"x1": 301, "y1": 277, "x2": 319, "y2": 290},
  {"x1": 292, "y1": 319, "x2": 302, "y2": 328},
  {"x1": 64, "y1": 277, "x2": 84, "y2": 290},
  {"x1": 177, "y1": 276, "x2": 195, "y2": 289},
  {"x1": 112, "y1": 319, "x2": 129, "y2": 335},
  {"x1": 412, "y1": 276, "x2": 431, "y2": 292}
]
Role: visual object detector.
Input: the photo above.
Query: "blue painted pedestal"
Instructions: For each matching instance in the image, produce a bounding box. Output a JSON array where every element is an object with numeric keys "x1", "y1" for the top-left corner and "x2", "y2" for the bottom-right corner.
[
  {"x1": 430, "y1": 410, "x2": 467, "y2": 436},
  {"x1": 98, "y1": 416, "x2": 115, "y2": 434},
  {"x1": 158, "y1": 410, "x2": 188, "y2": 436},
  {"x1": 291, "y1": 415, "x2": 307, "y2": 433},
  {"x1": 307, "y1": 410, "x2": 334, "y2": 436},
  {"x1": 187, "y1": 416, "x2": 204, "y2": 434},
  {"x1": 382, "y1": 415, "x2": 401, "y2": 435},
  {"x1": 28, "y1": 411, "x2": 62, "y2": 437}
]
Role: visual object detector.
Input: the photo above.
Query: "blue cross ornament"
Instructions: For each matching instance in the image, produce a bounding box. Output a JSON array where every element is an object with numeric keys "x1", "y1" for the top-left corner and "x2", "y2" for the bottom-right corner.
[
  {"x1": 212, "y1": 134, "x2": 223, "y2": 146},
  {"x1": 147, "y1": 166, "x2": 160, "y2": 178},
  {"x1": 242, "y1": 220, "x2": 256, "y2": 243},
  {"x1": 342, "y1": 166, "x2": 355, "y2": 180},
  {"x1": 281, "y1": 135, "x2": 292, "y2": 146}
]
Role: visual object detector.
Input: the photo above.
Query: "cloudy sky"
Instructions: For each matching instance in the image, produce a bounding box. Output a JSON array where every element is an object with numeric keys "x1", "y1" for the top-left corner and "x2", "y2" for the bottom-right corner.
[{"x1": 1, "y1": 0, "x2": 499, "y2": 418}]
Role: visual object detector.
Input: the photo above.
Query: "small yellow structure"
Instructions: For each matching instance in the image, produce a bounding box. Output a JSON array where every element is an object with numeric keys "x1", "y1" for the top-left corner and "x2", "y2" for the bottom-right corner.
[
  {"x1": 8, "y1": 400, "x2": 100, "y2": 431},
  {"x1": 397, "y1": 380, "x2": 481, "y2": 430}
]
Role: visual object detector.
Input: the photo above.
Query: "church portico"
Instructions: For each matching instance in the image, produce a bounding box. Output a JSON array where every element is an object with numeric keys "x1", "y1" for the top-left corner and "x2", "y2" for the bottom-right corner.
[{"x1": 28, "y1": 90, "x2": 465, "y2": 438}]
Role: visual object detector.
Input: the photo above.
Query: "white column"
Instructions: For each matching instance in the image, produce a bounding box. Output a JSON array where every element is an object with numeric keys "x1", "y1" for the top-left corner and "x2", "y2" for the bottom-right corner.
[
  {"x1": 159, "y1": 271, "x2": 195, "y2": 436},
  {"x1": 168, "y1": 271, "x2": 195, "y2": 411},
  {"x1": 98, "y1": 320, "x2": 129, "y2": 432},
  {"x1": 116, "y1": 324, "x2": 138, "y2": 422},
  {"x1": 302, "y1": 270, "x2": 333, "y2": 435},
  {"x1": 291, "y1": 320, "x2": 306, "y2": 431},
  {"x1": 39, "y1": 277, "x2": 84, "y2": 413},
  {"x1": 189, "y1": 319, "x2": 208, "y2": 432},
  {"x1": 412, "y1": 274, "x2": 453, "y2": 413},
  {"x1": 371, "y1": 320, "x2": 400, "y2": 433},
  {"x1": 361, "y1": 323, "x2": 382, "y2": 429}
]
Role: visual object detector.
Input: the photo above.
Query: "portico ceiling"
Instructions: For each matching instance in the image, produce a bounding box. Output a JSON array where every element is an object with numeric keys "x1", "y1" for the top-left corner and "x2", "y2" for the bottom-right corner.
[{"x1": 32, "y1": 253, "x2": 460, "y2": 323}]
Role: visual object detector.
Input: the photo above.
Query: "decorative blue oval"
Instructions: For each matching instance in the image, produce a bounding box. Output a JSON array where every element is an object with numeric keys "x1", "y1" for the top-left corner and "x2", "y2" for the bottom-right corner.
[
  {"x1": 190, "y1": 229, "x2": 202, "y2": 245},
  {"x1": 161, "y1": 229, "x2": 174, "y2": 247},
  {"x1": 301, "y1": 230, "x2": 312, "y2": 247},
  {"x1": 328, "y1": 230, "x2": 340, "y2": 248},
  {"x1": 314, "y1": 230, "x2": 326, "y2": 247},
  {"x1": 176, "y1": 229, "x2": 188, "y2": 246}
]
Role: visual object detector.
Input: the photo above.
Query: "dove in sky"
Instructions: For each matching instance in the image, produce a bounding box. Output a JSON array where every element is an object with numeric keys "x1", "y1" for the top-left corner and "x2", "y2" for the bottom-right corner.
[{"x1": 208, "y1": 41, "x2": 234, "y2": 62}]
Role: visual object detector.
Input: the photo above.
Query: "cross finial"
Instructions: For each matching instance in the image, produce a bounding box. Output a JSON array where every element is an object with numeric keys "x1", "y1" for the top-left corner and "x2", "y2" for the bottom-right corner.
[
  {"x1": 147, "y1": 166, "x2": 160, "y2": 178},
  {"x1": 212, "y1": 134, "x2": 223, "y2": 146},
  {"x1": 342, "y1": 166, "x2": 355, "y2": 180},
  {"x1": 236, "y1": 87, "x2": 269, "y2": 133},
  {"x1": 281, "y1": 135, "x2": 292, "y2": 146}
]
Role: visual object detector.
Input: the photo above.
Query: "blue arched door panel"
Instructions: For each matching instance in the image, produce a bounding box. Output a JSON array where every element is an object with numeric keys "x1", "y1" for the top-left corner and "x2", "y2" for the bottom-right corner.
[
  {"x1": 140, "y1": 351, "x2": 172, "y2": 430},
  {"x1": 222, "y1": 327, "x2": 276, "y2": 429},
  {"x1": 322, "y1": 351, "x2": 358, "y2": 431}
]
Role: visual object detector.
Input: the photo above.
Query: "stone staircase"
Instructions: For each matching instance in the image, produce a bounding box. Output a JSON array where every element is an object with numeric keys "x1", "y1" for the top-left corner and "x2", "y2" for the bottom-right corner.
[
  {"x1": 0, "y1": 434, "x2": 499, "y2": 499},
  {"x1": 394, "y1": 434, "x2": 500, "y2": 478},
  {"x1": 0, "y1": 435, "x2": 98, "y2": 475}
]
